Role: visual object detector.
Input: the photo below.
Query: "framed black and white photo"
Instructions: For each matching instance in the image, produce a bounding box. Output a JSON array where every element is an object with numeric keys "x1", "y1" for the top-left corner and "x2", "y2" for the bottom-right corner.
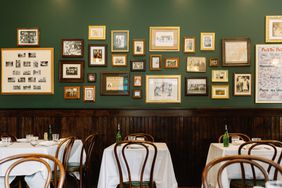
[
  {"x1": 184, "y1": 36, "x2": 196, "y2": 53},
  {"x1": 265, "y1": 16, "x2": 282, "y2": 43},
  {"x1": 132, "y1": 89, "x2": 142, "y2": 99},
  {"x1": 88, "y1": 25, "x2": 106, "y2": 40},
  {"x1": 112, "y1": 54, "x2": 127, "y2": 67},
  {"x1": 17, "y1": 28, "x2": 40, "y2": 47},
  {"x1": 61, "y1": 39, "x2": 84, "y2": 58},
  {"x1": 59, "y1": 60, "x2": 84, "y2": 82},
  {"x1": 185, "y1": 77, "x2": 208, "y2": 96},
  {"x1": 89, "y1": 44, "x2": 107, "y2": 67},
  {"x1": 212, "y1": 70, "x2": 228, "y2": 82},
  {"x1": 83, "y1": 86, "x2": 96, "y2": 102},
  {"x1": 87, "y1": 73, "x2": 96, "y2": 83},
  {"x1": 150, "y1": 55, "x2": 162, "y2": 70},
  {"x1": 111, "y1": 30, "x2": 129, "y2": 52},
  {"x1": 130, "y1": 60, "x2": 146, "y2": 72},
  {"x1": 186, "y1": 57, "x2": 206, "y2": 72},
  {"x1": 133, "y1": 39, "x2": 145, "y2": 56},
  {"x1": 200, "y1": 32, "x2": 215, "y2": 51},
  {"x1": 234, "y1": 73, "x2": 251, "y2": 96}
]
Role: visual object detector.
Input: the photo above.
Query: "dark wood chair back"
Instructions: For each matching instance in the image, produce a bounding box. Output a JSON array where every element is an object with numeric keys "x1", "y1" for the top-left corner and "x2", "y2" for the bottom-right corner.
[
  {"x1": 0, "y1": 133, "x2": 17, "y2": 142},
  {"x1": 218, "y1": 133, "x2": 251, "y2": 143},
  {"x1": 124, "y1": 133, "x2": 154, "y2": 142}
]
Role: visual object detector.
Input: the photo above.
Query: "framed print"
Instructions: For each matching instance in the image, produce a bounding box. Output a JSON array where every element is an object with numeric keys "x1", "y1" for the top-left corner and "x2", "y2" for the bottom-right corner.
[
  {"x1": 212, "y1": 70, "x2": 228, "y2": 82},
  {"x1": 130, "y1": 60, "x2": 146, "y2": 72},
  {"x1": 1, "y1": 48, "x2": 54, "y2": 95},
  {"x1": 265, "y1": 16, "x2": 282, "y2": 43},
  {"x1": 234, "y1": 73, "x2": 251, "y2": 96},
  {"x1": 64, "y1": 86, "x2": 80, "y2": 99},
  {"x1": 212, "y1": 85, "x2": 229, "y2": 99},
  {"x1": 222, "y1": 38, "x2": 251, "y2": 66},
  {"x1": 88, "y1": 25, "x2": 106, "y2": 40},
  {"x1": 111, "y1": 30, "x2": 129, "y2": 52},
  {"x1": 133, "y1": 75, "x2": 142, "y2": 87},
  {"x1": 132, "y1": 89, "x2": 142, "y2": 99},
  {"x1": 184, "y1": 36, "x2": 196, "y2": 53},
  {"x1": 61, "y1": 39, "x2": 84, "y2": 58},
  {"x1": 100, "y1": 72, "x2": 129, "y2": 96},
  {"x1": 87, "y1": 73, "x2": 96, "y2": 83},
  {"x1": 186, "y1": 57, "x2": 206, "y2": 72},
  {"x1": 210, "y1": 58, "x2": 219, "y2": 67},
  {"x1": 256, "y1": 44, "x2": 282, "y2": 103},
  {"x1": 17, "y1": 28, "x2": 40, "y2": 47},
  {"x1": 185, "y1": 77, "x2": 208, "y2": 96},
  {"x1": 149, "y1": 55, "x2": 162, "y2": 70},
  {"x1": 88, "y1": 44, "x2": 107, "y2": 67},
  {"x1": 59, "y1": 60, "x2": 84, "y2": 82},
  {"x1": 112, "y1": 54, "x2": 127, "y2": 67},
  {"x1": 200, "y1": 32, "x2": 215, "y2": 51},
  {"x1": 164, "y1": 57, "x2": 179, "y2": 69},
  {"x1": 133, "y1": 39, "x2": 145, "y2": 56},
  {"x1": 146, "y1": 75, "x2": 181, "y2": 103},
  {"x1": 149, "y1": 26, "x2": 180, "y2": 52},
  {"x1": 83, "y1": 86, "x2": 96, "y2": 102}
]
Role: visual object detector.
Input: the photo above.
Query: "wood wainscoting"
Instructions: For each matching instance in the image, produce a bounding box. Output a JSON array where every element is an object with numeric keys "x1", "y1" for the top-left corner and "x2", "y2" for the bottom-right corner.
[{"x1": 0, "y1": 108, "x2": 281, "y2": 187}]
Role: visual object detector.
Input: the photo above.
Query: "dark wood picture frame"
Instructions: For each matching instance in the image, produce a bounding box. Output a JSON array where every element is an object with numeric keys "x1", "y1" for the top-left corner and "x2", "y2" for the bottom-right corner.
[
  {"x1": 100, "y1": 72, "x2": 130, "y2": 96},
  {"x1": 83, "y1": 86, "x2": 96, "y2": 102},
  {"x1": 133, "y1": 39, "x2": 145, "y2": 56},
  {"x1": 132, "y1": 89, "x2": 142, "y2": 99},
  {"x1": 88, "y1": 44, "x2": 107, "y2": 67},
  {"x1": 17, "y1": 27, "x2": 40, "y2": 47},
  {"x1": 61, "y1": 39, "x2": 84, "y2": 58},
  {"x1": 59, "y1": 60, "x2": 84, "y2": 82},
  {"x1": 87, "y1": 73, "x2": 96, "y2": 83},
  {"x1": 185, "y1": 77, "x2": 208, "y2": 96},
  {"x1": 130, "y1": 60, "x2": 146, "y2": 72},
  {"x1": 149, "y1": 55, "x2": 162, "y2": 71},
  {"x1": 209, "y1": 57, "x2": 219, "y2": 67}
]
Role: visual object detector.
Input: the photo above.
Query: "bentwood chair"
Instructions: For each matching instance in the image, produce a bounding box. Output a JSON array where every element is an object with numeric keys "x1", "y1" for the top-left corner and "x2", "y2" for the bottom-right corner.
[
  {"x1": 218, "y1": 133, "x2": 251, "y2": 143},
  {"x1": 114, "y1": 140, "x2": 157, "y2": 188},
  {"x1": 0, "y1": 133, "x2": 17, "y2": 142},
  {"x1": 124, "y1": 133, "x2": 154, "y2": 142},
  {"x1": 0, "y1": 153, "x2": 65, "y2": 188}
]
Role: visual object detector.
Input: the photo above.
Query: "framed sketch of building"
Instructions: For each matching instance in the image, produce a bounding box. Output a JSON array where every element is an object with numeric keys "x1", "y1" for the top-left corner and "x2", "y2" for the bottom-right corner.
[{"x1": 17, "y1": 28, "x2": 40, "y2": 47}]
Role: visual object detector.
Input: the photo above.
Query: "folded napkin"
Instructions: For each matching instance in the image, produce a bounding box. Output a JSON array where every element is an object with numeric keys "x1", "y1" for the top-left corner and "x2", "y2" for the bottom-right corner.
[{"x1": 38, "y1": 141, "x2": 57, "y2": 146}]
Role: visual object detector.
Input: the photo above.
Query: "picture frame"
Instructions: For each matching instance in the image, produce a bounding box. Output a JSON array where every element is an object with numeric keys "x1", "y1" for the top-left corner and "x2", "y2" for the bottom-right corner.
[
  {"x1": 200, "y1": 32, "x2": 215, "y2": 51},
  {"x1": 133, "y1": 75, "x2": 142, "y2": 87},
  {"x1": 222, "y1": 38, "x2": 251, "y2": 66},
  {"x1": 184, "y1": 36, "x2": 196, "y2": 53},
  {"x1": 133, "y1": 39, "x2": 145, "y2": 56},
  {"x1": 186, "y1": 57, "x2": 206, "y2": 72},
  {"x1": 61, "y1": 39, "x2": 84, "y2": 58},
  {"x1": 17, "y1": 28, "x2": 40, "y2": 47},
  {"x1": 149, "y1": 55, "x2": 162, "y2": 70},
  {"x1": 149, "y1": 26, "x2": 180, "y2": 52},
  {"x1": 111, "y1": 30, "x2": 129, "y2": 52},
  {"x1": 112, "y1": 54, "x2": 127, "y2": 67},
  {"x1": 212, "y1": 70, "x2": 228, "y2": 82},
  {"x1": 87, "y1": 73, "x2": 96, "y2": 83},
  {"x1": 234, "y1": 73, "x2": 252, "y2": 96},
  {"x1": 83, "y1": 86, "x2": 96, "y2": 102},
  {"x1": 100, "y1": 72, "x2": 130, "y2": 96},
  {"x1": 64, "y1": 86, "x2": 80, "y2": 99},
  {"x1": 1, "y1": 48, "x2": 54, "y2": 95},
  {"x1": 130, "y1": 60, "x2": 146, "y2": 72},
  {"x1": 211, "y1": 85, "x2": 229, "y2": 99},
  {"x1": 164, "y1": 57, "x2": 179, "y2": 69},
  {"x1": 88, "y1": 25, "x2": 106, "y2": 40},
  {"x1": 265, "y1": 16, "x2": 282, "y2": 43},
  {"x1": 88, "y1": 44, "x2": 107, "y2": 67},
  {"x1": 132, "y1": 89, "x2": 142, "y2": 99},
  {"x1": 185, "y1": 77, "x2": 208, "y2": 96},
  {"x1": 209, "y1": 58, "x2": 219, "y2": 67},
  {"x1": 59, "y1": 60, "x2": 84, "y2": 83},
  {"x1": 146, "y1": 75, "x2": 181, "y2": 103}
]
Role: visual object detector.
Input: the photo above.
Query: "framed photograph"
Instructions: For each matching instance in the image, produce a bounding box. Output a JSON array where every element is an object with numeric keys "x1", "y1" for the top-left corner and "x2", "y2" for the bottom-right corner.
[
  {"x1": 100, "y1": 72, "x2": 130, "y2": 96},
  {"x1": 200, "y1": 32, "x2": 215, "y2": 51},
  {"x1": 132, "y1": 89, "x2": 142, "y2": 99},
  {"x1": 59, "y1": 60, "x2": 84, "y2": 82},
  {"x1": 17, "y1": 28, "x2": 40, "y2": 47},
  {"x1": 111, "y1": 30, "x2": 129, "y2": 52},
  {"x1": 1, "y1": 48, "x2": 54, "y2": 95},
  {"x1": 87, "y1": 73, "x2": 96, "y2": 83},
  {"x1": 222, "y1": 38, "x2": 251, "y2": 66},
  {"x1": 149, "y1": 26, "x2": 180, "y2": 52},
  {"x1": 149, "y1": 55, "x2": 162, "y2": 70},
  {"x1": 146, "y1": 75, "x2": 181, "y2": 103},
  {"x1": 164, "y1": 57, "x2": 179, "y2": 69},
  {"x1": 133, "y1": 75, "x2": 142, "y2": 87},
  {"x1": 130, "y1": 60, "x2": 146, "y2": 72},
  {"x1": 64, "y1": 86, "x2": 80, "y2": 99},
  {"x1": 265, "y1": 16, "x2": 282, "y2": 43},
  {"x1": 112, "y1": 54, "x2": 127, "y2": 67},
  {"x1": 186, "y1": 57, "x2": 206, "y2": 72},
  {"x1": 185, "y1": 77, "x2": 208, "y2": 96},
  {"x1": 88, "y1": 44, "x2": 107, "y2": 67},
  {"x1": 234, "y1": 73, "x2": 251, "y2": 96},
  {"x1": 212, "y1": 85, "x2": 229, "y2": 99},
  {"x1": 212, "y1": 70, "x2": 228, "y2": 82},
  {"x1": 209, "y1": 58, "x2": 219, "y2": 67},
  {"x1": 88, "y1": 25, "x2": 106, "y2": 40},
  {"x1": 133, "y1": 39, "x2": 145, "y2": 56},
  {"x1": 256, "y1": 44, "x2": 282, "y2": 103},
  {"x1": 61, "y1": 39, "x2": 84, "y2": 58},
  {"x1": 83, "y1": 86, "x2": 96, "y2": 102},
  {"x1": 184, "y1": 36, "x2": 196, "y2": 53}
]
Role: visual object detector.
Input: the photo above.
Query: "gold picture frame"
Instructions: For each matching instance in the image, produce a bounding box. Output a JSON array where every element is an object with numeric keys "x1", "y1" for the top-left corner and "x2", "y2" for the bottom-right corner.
[
  {"x1": 111, "y1": 30, "x2": 130, "y2": 52},
  {"x1": 265, "y1": 16, "x2": 282, "y2": 43},
  {"x1": 149, "y1": 55, "x2": 162, "y2": 70},
  {"x1": 184, "y1": 36, "x2": 196, "y2": 53},
  {"x1": 212, "y1": 70, "x2": 228, "y2": 83},
  {"x1": 133, "y1": 39, "x2": 145, "y2": 56},
  {"x1": 112, "y1": 54, "x2": 127, "y2": 67},
  {"x1": 88, "y1": 25, "x2": 106, "y2": 40},
  {"x1": 83, "y1": 86, "x2": 96, "y2": 102},
  {"x1": 211, "y1": 85, "x2": 229, "y2": 99},
  {"x1": 200, "y1": 32, "x2": 215, "y2": 51}
]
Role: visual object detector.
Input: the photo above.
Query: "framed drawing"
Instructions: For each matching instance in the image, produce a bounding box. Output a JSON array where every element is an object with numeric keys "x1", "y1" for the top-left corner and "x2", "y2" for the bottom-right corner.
[
  {"x1": 130, "y1": 60, "x2": 146, "y2": 72},
  {"x1": 1, "y1": 48, "x2": 54, "y2": 95},
  {"x1": 83, "y1": 86, "x2": 96, "y2": 102},
  {"x1": 209, "y1": 58, "x2": 219, "y2": 67},
  {"x1": 133, "y1": 39, "x2": 145, "y2": 56},
  {"x1": 88, "y1": 25, "x2": 106, "y2": 40},
  {"x1": 100, "y1": 72, "x2": 129, "y2": 96},
  {"x1": 222, "y1": 38, "x2": 251, "y2": 66},
  {"x1": 133, "y1": 75, "x2": 142, "y2": 87},
  {"x1": 17, "y1": 28, "x2": 40, "y2": 47},
  {"x1": 59, "y1": 60, "x2": 84, "y2": 82},
  {"x1": 211, "y1": 85, "x2": 229, "y2": 99},
  {"x1": 111, "y1": 30, "x2": 129, "y2": 52},
  {"x1": 185, "y1": 77, "x2": 208, "y2": 96},
  {"x1": 87, "y1": 73, "x2": 96, "y2": 83},
  {"x1": 88, "y1": 44, "x2": 107, "y2": 67},
  {"x1": 184, "y1": 36, "x2": 196, "y2": 53},
  {"x1": 256, "y1": 44, "x2": 282, "y2": 103},
  {"x1": 200, "y1": 32, "x2": 215, "y2": 51},
  {"x1": 146, "y1": 75, "x2": 181, "y2": 103},
  {"x1": 265, "y1": 16, "x2": 282, "y2": 43},
  {"x1": 64, "y1": 86, "x2": 80, "y2": 99},
  {"x1": 149, "y1": 26, "x2": 180, "y2": 52},
  {"x1": 212, "y1": 70, "x2": 228, "y2": 82},
  {"x1": 132, "y1": 89, "x2": 142, "y2": 99},
  {"x1": 149, "y1": 55, "x2": 162, "y2": 70},
  {"x1": 112, "y1": 54, "x2": 127, "y2": 67},
  {"x1": 234, "y1": 73, "x2": 251, "y2": 96},
  {"x1": 164, "y1": 57, "x2": 179, "y2": 69},
  {"x1": 61, "y1": 39, "x2": 84, "y2": 58},
  {"x1": 186, "y1": 57, "x2": 206, "y2": 72}
]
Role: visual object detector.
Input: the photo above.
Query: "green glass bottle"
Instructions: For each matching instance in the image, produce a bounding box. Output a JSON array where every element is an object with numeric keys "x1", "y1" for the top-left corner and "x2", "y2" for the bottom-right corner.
[
  {"x1": 48, "y1": 124, "x2": 52, "y2": 141},
  {"x1": 223, "y1": 125, "x2": 229, "y2": 147},
  {"x1": 116, "y1": 123, "x2": 122, "y2": 143}
]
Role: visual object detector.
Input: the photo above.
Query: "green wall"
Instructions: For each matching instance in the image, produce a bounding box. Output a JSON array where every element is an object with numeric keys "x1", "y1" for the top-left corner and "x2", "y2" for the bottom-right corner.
[{"x1": 0, "y1": 0, "x2": 282, "y2": 108}]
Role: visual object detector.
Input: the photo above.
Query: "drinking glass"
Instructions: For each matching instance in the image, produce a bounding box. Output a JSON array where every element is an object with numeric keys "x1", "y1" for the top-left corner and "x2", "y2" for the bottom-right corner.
[
  {"x1": 231, "y1": 136, "x2": 240, "y2": 144},
  {"x1": 52, "y1": 134, "x2": 59, "y2": 142},
  {"x1": 1, "y1": 136, "x2": 11, "y2": 147},
  {"x1": 30, "y1": 136, "x2": 39, "y2": 146},
  {"x1": 128, "y1": 136, "x2": 136, "y2": 141},
  {"x1": 26, "y1": 134, "x2": 34, "y2": 142}
]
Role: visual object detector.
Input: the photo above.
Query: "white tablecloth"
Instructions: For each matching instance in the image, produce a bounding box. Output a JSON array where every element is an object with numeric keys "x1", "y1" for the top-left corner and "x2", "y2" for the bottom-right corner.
[{"x1": 97, "y1": 142, "x2": 178, "y2": 188}]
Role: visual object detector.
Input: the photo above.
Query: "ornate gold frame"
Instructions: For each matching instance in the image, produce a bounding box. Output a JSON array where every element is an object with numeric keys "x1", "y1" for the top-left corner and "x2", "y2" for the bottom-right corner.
[
  {"x1": 200, "y1": 32, "x2": 215, "y2": 51},
  {"x1": 211, "y1": 85, "x2": 229, "y2": 99},
  {"x1": 88, "y1": 25, "x2": 106, "y2": 40}
]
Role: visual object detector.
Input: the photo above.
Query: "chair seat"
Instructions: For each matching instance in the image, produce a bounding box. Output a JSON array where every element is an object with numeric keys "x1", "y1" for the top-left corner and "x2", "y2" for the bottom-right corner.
[
  {"x1": 230, "y1": 179, "x2": 265, "y2": 188},
  {"x1": 117, "y1": 181, "x2": 156, "y2": 188}
]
